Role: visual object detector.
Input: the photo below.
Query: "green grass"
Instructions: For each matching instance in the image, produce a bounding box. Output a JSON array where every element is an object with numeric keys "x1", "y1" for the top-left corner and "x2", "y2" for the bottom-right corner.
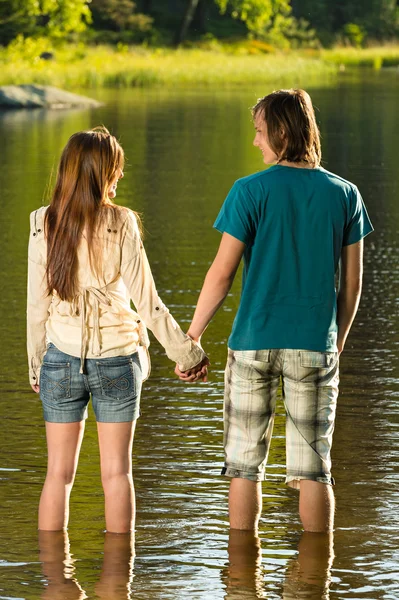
[
  {"x1": 322, "y1": 45, "x2": 399, "y2": 69},
  {"x1": 1, "y1": 39, "x2": 398, "y2": 90}
]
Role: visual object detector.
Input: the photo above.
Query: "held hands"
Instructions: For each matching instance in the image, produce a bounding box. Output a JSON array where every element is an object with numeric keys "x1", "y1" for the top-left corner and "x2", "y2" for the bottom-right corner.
[{"x1": 175, "y1": 357, "x2": 210, "y2": 383}]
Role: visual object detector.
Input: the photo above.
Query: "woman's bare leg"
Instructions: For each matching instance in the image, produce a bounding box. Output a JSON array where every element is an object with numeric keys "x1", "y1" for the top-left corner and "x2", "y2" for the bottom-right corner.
[
  {"x1": 97, "y1": 421, "x2": 136, "y2": 533},
  {"x1": 39, "y1": 421, "x2": 85, "y2": 531}
]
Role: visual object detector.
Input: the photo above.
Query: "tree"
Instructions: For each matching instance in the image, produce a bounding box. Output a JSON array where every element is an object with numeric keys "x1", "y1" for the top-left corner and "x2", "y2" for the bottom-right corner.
[
  {"x1": 175, "y1": 0, "x2": 201, "y2": 45},
  {"x1": 175, "y1": 0, "x2": 293, "y2": 44},
  {"x1": 291, "y1": 0, "x2": 399, "y2": 44},
  {"x1": 215, "y1": 0, "x2": 275, "y2": 33},
  {"x1": 90, "y1": 0, "x2": 152, "y2": 33},
  {"x1": 0, "y1": 0, "x2": 92, "y2": 45}
]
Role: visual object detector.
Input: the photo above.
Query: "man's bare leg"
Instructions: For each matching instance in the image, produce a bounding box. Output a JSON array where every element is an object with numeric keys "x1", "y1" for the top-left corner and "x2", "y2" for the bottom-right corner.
[
  {"x1": 299, "y1": 480, "x2": 335, "y2": 532},
  {"x1": 229, "y1": 478, "x2": 262, "y2": 530}
]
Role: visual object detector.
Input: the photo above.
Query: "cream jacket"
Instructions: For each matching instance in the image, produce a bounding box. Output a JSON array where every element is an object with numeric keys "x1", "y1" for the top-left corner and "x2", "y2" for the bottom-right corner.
[{"x1": 27, "y1": 206, "x2": 206, "y2": 386}]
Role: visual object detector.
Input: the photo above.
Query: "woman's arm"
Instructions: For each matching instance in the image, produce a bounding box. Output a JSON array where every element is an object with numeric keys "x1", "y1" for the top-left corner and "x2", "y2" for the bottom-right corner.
[
  {"x1": 120, "y1": 213, "x2": 207, "y2": 373},
  {"x1": 336, "y1": 240, "x2": 363, "y2": 354},
  {"x1": 27, "y1": 258, "x2": 52, "y2": 391}
]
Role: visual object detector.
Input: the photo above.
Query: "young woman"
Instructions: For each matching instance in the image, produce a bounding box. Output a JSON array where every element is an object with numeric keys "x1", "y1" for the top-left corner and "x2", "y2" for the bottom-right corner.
[
  {"x1": 27, "y1": 127, "x2": 208, "y2": 533},
  {"x1": 177, "y1": 89, "x2": 373, "y2": 533}
]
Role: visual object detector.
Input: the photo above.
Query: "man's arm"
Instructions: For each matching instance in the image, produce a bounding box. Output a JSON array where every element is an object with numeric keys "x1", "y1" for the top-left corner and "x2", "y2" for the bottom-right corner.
[
  {"x1": 187, "y1": 233, "x2": 245, "y2": 341},
  {"x1": 175, "y1": 233, "x2": 245, "y2": 380},
  {"x1": 336, "y1": 240, "x2": 363, "y2": 354}
]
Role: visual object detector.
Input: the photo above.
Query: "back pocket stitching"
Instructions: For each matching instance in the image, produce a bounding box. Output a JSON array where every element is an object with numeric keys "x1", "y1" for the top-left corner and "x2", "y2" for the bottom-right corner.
[
  {"x1": 41, "y1": 363, "x2": 71, "y2": 400},
  {"x1": 97, "y1": 360, "x2": 135, "y2": 401}
]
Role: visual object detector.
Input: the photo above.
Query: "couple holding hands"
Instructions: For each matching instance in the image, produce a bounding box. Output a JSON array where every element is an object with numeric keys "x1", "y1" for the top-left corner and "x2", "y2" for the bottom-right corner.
[{"x1": 27, "y1": 89, "x2": 373, "y2": 536}]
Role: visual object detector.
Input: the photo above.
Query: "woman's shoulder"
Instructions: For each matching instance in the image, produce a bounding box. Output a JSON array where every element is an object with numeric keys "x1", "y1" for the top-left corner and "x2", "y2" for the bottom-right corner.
[
  {"x1": 99, "y1": 205, "x2": 142, "y2": 243},
  {"x1": 114, "y1": 205, "x2": 142, "y2": 234},
  {"x1": 29, "y1": 205, "x2": 49, "y2": 234},
  {"x1": 102, "y1": 204, "x2": 137, "y2": 224}
]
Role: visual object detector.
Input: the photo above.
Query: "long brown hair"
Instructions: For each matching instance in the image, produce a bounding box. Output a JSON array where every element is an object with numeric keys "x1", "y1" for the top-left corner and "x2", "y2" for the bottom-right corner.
[
  {"x1": 252, "y1": 89, "x2": 321, "y2": 167},
  {"x1": 45, "y1": 126, "x2": 125, "y2": 301}
]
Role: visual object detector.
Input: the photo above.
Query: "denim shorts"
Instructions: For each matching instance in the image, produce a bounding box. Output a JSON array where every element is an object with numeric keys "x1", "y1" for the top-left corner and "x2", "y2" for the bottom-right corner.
[
  {"x1": 222, "y1": 348, "x2": 339, "y2": 488},
  {"x1": 40, "y1": 343, "x2": 142, "y2": 423}
]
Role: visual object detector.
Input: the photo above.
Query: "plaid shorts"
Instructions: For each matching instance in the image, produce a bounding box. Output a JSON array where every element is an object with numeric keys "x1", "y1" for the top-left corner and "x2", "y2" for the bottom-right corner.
[{"x1": 222, "y1": 348, "x2": 339, "y2": 488}]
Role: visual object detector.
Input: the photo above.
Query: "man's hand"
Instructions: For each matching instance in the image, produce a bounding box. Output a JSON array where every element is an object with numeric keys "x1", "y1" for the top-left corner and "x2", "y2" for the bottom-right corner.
[
  {"x1": 31, "y1": 383, "x2": 40, "y2": 393},
  {"x1": 175, "y1": 357, "x2": 210, "y2": 382}
]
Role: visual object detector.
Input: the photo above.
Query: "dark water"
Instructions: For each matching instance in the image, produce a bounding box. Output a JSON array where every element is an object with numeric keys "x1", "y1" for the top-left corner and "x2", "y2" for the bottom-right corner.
[{"x1": 0, "y1": 71, "x2": 398, "y2": 599}]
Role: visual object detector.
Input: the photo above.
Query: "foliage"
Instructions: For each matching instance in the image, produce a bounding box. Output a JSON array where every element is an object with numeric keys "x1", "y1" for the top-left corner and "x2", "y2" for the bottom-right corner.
[
  {"x1": 213, "y1": 0, "x2": 318, "y2": 49},
  {"x1": 4, "y1": 34, "x2": 55, "y2": 62},
  {"x1": 0, "y1": 42, "x2": 339, "y2": 88},
  {"x1": 258, "y1": 14, "x2": 318, "y2": 49},
  {"x1": 90, "y1": 0, "x2": 152, "y2": 33},
  {"x1": 0, "y1": 0, "x2": 91, "y2": 45},
  {"x1": 291, "y1": 0, "x2": 399, "y2": 45},
  {"x1": 215, "y1": 0, "x2": 282, "y2": 33},
  {"x1": 340, "y1": 23, "x2": 366, "y2": 48},
  {"x1": 0, "y1": 0, "x2": 398, "y2": 50}
]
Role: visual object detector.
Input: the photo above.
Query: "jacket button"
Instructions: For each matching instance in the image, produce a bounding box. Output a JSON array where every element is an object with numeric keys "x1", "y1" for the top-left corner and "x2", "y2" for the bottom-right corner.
[
  {"x1": 113, "y1": 229, "x2": 117, "y2": 233},
  {"x1": 155, "y1": 307, "x2": 159, "y2": 311},
  {"x1": 32, "y1": 376, "x2": 36, "y2": 380},
  {"x1": 33, "y1": 233, "x2": 36, "y2": 236},
  {"x1": 107, "y1": 228, "x2": 111, "y2": 232},
  {"x1": 137, "y1": 320, "x2": 141, "y2": 323},
  {"x1": 38, "y1": 229, "x2": 42, "y2": 232}
]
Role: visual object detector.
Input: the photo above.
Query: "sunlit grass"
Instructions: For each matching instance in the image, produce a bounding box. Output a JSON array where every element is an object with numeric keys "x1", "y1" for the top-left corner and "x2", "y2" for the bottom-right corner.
[
  {"x1": 1, "y1": 40, "x2": 398, "y2": 90},
  {"x1": 0, "y1": 43, "x2": 337, "y2": 89},
  {"x1": 322, "y1": 45, "x2": 399, "y2": 69}
]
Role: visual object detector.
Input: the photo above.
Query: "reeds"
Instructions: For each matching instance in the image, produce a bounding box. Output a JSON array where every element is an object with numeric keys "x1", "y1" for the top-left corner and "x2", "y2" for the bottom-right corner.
[{"x1": 1, "y1": 41, "x2": 398, "y2": 90}]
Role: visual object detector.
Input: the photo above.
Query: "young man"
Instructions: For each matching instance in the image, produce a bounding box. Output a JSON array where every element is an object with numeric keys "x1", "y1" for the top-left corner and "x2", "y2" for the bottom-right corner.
[{"x1": 177, "y1": 89, "x2": 373, "y2": 532}]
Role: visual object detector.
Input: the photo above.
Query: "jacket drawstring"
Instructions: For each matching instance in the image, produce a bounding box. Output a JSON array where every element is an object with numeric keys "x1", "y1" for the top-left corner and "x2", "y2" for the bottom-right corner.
[{"x1": 75, "y1": 287, "x2": 149, "y2": 375}]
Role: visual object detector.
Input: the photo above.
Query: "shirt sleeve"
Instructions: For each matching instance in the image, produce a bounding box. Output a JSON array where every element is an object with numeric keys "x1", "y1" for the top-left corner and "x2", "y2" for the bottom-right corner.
[
  {"x1": 213, "y1": 180, "x2": 256, "y2": 245},
  {"x1": 343, "y1": 186, "x2": 374, "y2": 246},
  {"x1": 27, "y1": 210, "x2": 52, "y2": 385},
  {"x1": 120, "y1": 211, "x2": 206, "y2": 371}
]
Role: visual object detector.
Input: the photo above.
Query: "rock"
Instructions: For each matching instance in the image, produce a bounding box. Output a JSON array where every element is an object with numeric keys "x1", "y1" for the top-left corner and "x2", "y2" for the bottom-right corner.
[
  {"x1": 0, "y1": 85, "x2": 102, "y2": 109},
  {"x1": 39, "y1": 52, "x2": 55, "y2": 61}
]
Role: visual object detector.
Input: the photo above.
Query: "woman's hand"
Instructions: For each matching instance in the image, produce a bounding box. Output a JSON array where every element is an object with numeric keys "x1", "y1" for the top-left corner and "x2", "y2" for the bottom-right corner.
[
  {"x1": 31, "y1": 383, "x2": 40, "y2": 393},
  {"x1": 175, "y1": 357, "x2": 210, "y2": 382}
]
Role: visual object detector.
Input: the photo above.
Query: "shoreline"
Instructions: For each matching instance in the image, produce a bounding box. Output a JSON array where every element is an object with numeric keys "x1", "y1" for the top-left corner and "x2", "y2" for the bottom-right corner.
[{"x1": 1, "y1": 44, "x2": 398, "y2": 89}]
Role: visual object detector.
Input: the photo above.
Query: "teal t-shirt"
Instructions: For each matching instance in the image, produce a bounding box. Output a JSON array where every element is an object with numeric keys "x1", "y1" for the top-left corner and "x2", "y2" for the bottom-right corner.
[{"x1": 214, "y1": 165, "x2": 373, "y2": 352}]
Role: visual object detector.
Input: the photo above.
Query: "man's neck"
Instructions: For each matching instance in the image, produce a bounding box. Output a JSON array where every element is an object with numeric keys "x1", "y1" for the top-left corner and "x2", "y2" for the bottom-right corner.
[{"x1": 277, "y1": 160, "x2": 316, "y2": 169}]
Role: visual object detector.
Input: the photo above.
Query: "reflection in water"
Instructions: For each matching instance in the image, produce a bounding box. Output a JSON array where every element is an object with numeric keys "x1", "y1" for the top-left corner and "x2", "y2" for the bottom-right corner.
[
  {"x1": 222, "y1": 530, "x2": 334, "y2": 599},
  {"x1": 38, "y1": 531, "x2": 135, "y2": 599},
  {"x1": 39, "y1": 531, "x2": 87, "y2": 600},
  {"x1": 283, "y1": 532, "x2": 334, "y2": 599},
  {"x1": 1, "y1": 77, "x2": 398, "y2": 597},
  {"x1": 223, "y1": 530, "x2": 264, "y2": 598},
  {"x1": 94, "y1": 532, "x2": 135, "y2": 600}
]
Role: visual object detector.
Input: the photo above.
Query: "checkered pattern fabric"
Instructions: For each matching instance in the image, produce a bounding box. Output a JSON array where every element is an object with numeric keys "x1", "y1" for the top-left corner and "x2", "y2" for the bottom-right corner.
[{"x1": 222, "y1": 349, "x2": 339, "y2": 488}]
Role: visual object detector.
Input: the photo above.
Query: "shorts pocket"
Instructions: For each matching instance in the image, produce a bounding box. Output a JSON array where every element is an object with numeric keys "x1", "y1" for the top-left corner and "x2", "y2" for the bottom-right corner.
[
  {"x1": 232, "y1": 349, "x2": 271, "y2": 362},
  {"x1": 40, "y1": 362, "x2": 71, "y2": 402},
  {"x1": 299, "y1": 351, "x2": 337, "y2": 369},
  {"x1": 229, "y1": 349, "x2": 271, "y2": 381},
  {"x1": 96, "y1": 357, "x2": 137, "y2": 401}
]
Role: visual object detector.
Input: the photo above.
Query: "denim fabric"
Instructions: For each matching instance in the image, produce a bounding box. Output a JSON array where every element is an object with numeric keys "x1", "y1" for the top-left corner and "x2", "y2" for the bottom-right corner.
[
  {"x1": 40, "y1": 343, "x2": 142, "y2": 423},
  {"x1": 222, "y1": 348, "x2": 339, "y2": 488}
]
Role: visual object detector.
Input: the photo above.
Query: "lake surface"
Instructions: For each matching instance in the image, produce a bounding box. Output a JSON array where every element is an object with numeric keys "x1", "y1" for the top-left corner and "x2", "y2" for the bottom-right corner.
[{"x1": 0, "y1": 70, "x2": 398, "y2": 599}]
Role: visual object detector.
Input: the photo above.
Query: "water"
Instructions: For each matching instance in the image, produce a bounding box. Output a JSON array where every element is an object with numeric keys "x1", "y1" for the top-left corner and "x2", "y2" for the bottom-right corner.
[{"x1": 0, "y1": 70, "x2": 398, "y2": 599}]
